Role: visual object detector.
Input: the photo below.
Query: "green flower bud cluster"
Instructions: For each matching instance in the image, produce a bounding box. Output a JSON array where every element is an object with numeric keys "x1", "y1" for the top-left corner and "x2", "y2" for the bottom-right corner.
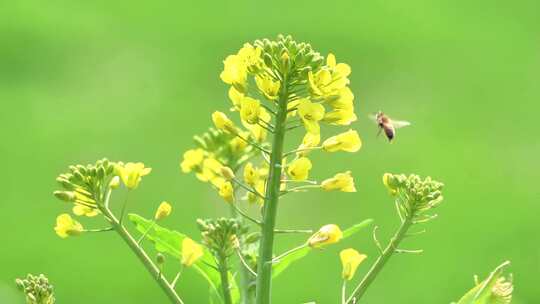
[
  {"x1": 193, "y1": 127, "x2": 261, "y2": 170},
  {"x1": 15, "y1": 274, "x2": 56, "y2": 304},
  {"x1": 254, "y1": 34, "x2": 325, "y2": 79},
  {"x1": 54, "y1": 158, "x2": 116, "y2": 205},
  {"x1": 197, "y1": 217, "x2": 247, "y2": 258},
  {"x1": 383, "y1": 173, "x2": 444, "y2": 222}
]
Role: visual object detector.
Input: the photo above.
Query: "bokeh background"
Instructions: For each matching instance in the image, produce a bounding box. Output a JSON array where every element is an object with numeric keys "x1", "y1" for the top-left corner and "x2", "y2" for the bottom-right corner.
[{"x1": 1, "y1": 0, "x2": 539, "y2": 303}]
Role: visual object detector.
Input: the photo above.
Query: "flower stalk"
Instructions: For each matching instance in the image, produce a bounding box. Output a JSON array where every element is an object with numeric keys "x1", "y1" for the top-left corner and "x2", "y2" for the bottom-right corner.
[
  {"x1": 100, "y1": 194, "x2": 185, "y2": 304},
  {"x1": 255, "y1": 73, "x2": 289, "y2": 304},
  {"x1": 345, "y1": 216, "x2": 412, "y2": 303}
]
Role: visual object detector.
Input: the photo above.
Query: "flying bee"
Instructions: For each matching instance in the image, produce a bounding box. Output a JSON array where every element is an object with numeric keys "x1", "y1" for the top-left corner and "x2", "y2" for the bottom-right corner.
[{"x1": 370, "y1": 111, "x2": 411, "y2": 142}]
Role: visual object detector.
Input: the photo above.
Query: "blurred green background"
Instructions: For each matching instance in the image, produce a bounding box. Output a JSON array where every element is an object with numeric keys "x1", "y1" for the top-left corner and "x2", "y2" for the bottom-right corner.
[{"x1": 1, "y1": 0, "x2": 538, "y2": 303}]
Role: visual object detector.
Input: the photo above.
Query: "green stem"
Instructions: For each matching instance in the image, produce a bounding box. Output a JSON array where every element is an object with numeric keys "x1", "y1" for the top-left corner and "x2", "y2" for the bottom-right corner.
[
  {"x1": 230, "y1": 194, "x2": 255, "y2": 304},
  {"x1": 100, "y1": 203, "x2": 184, "y2": 304},
  {"x1": 218, "y1": 254, "x2": 234, "y2": 304},
  {"x1": 255, "y1": 73, "x2": 289, "y2": 304},
  {"x1": 272, "y1": 243, "x2": 307, "y2": 263},
  {"x1": 345, "y1": 217, "x2": 413, "y2": 304}
]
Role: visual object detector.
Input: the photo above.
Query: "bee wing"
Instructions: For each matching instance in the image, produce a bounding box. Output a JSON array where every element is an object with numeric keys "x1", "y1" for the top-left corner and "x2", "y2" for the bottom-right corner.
[
  {"x1": 391, "y1": 120, "x2": 411, "y2": 129},
  {"x1": 368, "y1": 113, "x2": 379, "y2": 123}
]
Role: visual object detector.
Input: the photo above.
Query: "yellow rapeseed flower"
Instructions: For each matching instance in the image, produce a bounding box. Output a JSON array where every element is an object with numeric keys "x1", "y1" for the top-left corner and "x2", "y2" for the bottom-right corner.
[
  {"x1": 240, "y1": 97, "x2": 261, "y2": 124},
  {"x1": 115, "y1": 162, "x2": 152, "y2": 190},
  {"x1": 237, "y1": 43, "x2": 262, "y2": 70},
  {"x1": 243, "y1": 162, "x2": 260, "y2": 186},
  {"x1": 340, "y1": 248, "x2": 367, "y2": 281},
  {"x1": 245, "y1": 108, "x2": 271, "y2": 142},
  {"x1": 308, "y1": 69, "x2": 333, "y2": 97},
  {"x1": 323, "y1": 108, "x2": 357, "y2": 125},
  {"x1": 181, "y1": 237, "x2": 204, "y2": 267},
  {"x1": 196, "y1": 157, "x2": 223, "y2": 183},
  {"x1": 321, "y1": 171, "x2": 356, "y2": 192},
  {"x1": 287, "y1": 157, "x2": 313, "y2": 181},
  {"x1": 218, "y1": 181, "x2": 234, "y2": 203},
  {"x1": 154, "y1": 201, "x2": 172, "y2": 221},
  {"x1": 298, "y1": 99, "x2": 325, "y2": 134},
  {"x1": 72, "y1": 205, "x2": 99, "y2": 217},
  {"x1": 322, "y1": 130, "x2": 362, "y2": 152},
  {"x1": 220, "y1": 55, "x2": 247, "y2": 92},
  {"x1": 54, "y1": 213, "x2": 83, "y2": 238},
  {"x1": 326, "y1": 53, "x2": 351, "y2": 89},
  {"x1": 212, "y1": 111, "x2": 237, "y2": 134},
  {"x1": 228, "y1": 86, "x2": 244, "y2": 109},
  {"x1": 180, "y1": 149, "x2": 205, "y2": 173},
  {"x1": 296, "y1": 133, "x2": 321, "y2": 157},
  {"x1": 255, "y1": 74, "x2": 280, "y2": 100},
  {"x1": 308, "y1": 224, "x2": 343, "y2": 247}
]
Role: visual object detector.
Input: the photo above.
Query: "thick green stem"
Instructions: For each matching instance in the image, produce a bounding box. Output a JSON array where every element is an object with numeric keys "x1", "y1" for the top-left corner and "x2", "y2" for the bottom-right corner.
[
  {"x1": 218, "y1": 254, "x2": 234, "y2": 304},
  {"x1": 345, "y1": 217, "x2": 412, "y2": 303},
  {"x1": 100, "y1": 205, "x2": 184, "y2": 304},
  {"x1": 255, "y1": 75, "x2": 289, "y2": 304}
]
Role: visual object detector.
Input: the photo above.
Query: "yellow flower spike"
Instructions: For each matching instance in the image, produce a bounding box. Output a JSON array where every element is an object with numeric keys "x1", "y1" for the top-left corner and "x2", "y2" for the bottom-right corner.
[
  {"x1": 115, "y1": 162, "x2": 152, "y2": 190},
  {"x1": 308, "y1": 224, "x2": 343, "y2": 247},
  {"x1": 180, "y1": 149, "x2": 205, "y2": 173},
  {"x1": 340, "y1": 248, "x2": 367, "y2": 281},
  {"x1": 154, "y1": 201, "x2": 172, "y2": 221},
  {"x1": 54, "y1": 213, "x2": 83, "y2": 238},
  {"x1": 297, "y1": 133, "x2": 321, "y2": 157},
  {"x1": 322, "y1": 130, "x2": 362, "y2": 153},
  {"x1": 220, "y1": 55, "x2": 247, "y2": 92},
  {"x1": 212, "y1": 111, "x2": 237, "y2": 134},
  {"x1": 321, "y1": 171, "x2": 357, "y2": 192},
  {"x1": 255, "y1": 74, "x2": 280, "y2": 100},
  {"x1": 287, "y1": 157, "x2": 313, "y2": 181},
  {"x1": 243, "y1": 162, "x2": 260, "y2": 186},
  {"x1": 181, "y1": 237, "x2": 204, "y2": 267},
  {"x1": 298, "y1": 99, "x2": 325, "y2": 134},
  {"x1": 72, "y1": 205, "x2": 99, "y2": 217},
  {"x1": 228, "y1": 86, "x2": 244, "y2": 109},
  {"x1": 240, "y1": 97, "x2": 261, "y2": 124},
  {"x1": 218, "y1": 181, "x2": 234, "y2": 203}
]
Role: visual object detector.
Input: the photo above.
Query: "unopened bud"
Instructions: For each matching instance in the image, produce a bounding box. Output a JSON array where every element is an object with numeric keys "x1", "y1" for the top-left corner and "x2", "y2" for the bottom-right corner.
[
  {"x1": 109, "y1": 176, "x2": 120, "y2": 189},
  {"x1": 53, "y1": 191, "x2": 76, "y2": 202},
  {"x1": 220, "y1": 166, "x2": 235, "y2": 180}
]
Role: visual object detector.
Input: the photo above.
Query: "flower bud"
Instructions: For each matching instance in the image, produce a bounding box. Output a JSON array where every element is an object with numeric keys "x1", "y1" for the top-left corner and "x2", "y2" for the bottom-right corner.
[
  {"x1": 220, "y1": 166, "x2": 235, "y2": 180},
  {"x1": 109, "y1": 176, "x2": 120, "y2": 189},
  {"x1": 53, "y1": 191, "x2": 76, "y2": 202},
  {"x1": 212, "y1": 111, "x2": 237, "y2": 134},
  {"x1": 154, "y1": 201, "x2": 172, "y2": 221},
  {"x1": 308, "y1": 224, "x2": 343, "y2": 247}
]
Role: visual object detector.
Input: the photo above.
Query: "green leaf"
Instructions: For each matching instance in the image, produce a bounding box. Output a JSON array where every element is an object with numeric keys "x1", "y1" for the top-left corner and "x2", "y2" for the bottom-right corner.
[
  {"x1": 272, "y1": 218, "x2": 373, "y2": 279},
  {"x1": 455, "y1": 261, "x2": 511, "y2": 304},
  {"x1": 128, "y1": 214, "x2": 240, "y2": 304}
]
